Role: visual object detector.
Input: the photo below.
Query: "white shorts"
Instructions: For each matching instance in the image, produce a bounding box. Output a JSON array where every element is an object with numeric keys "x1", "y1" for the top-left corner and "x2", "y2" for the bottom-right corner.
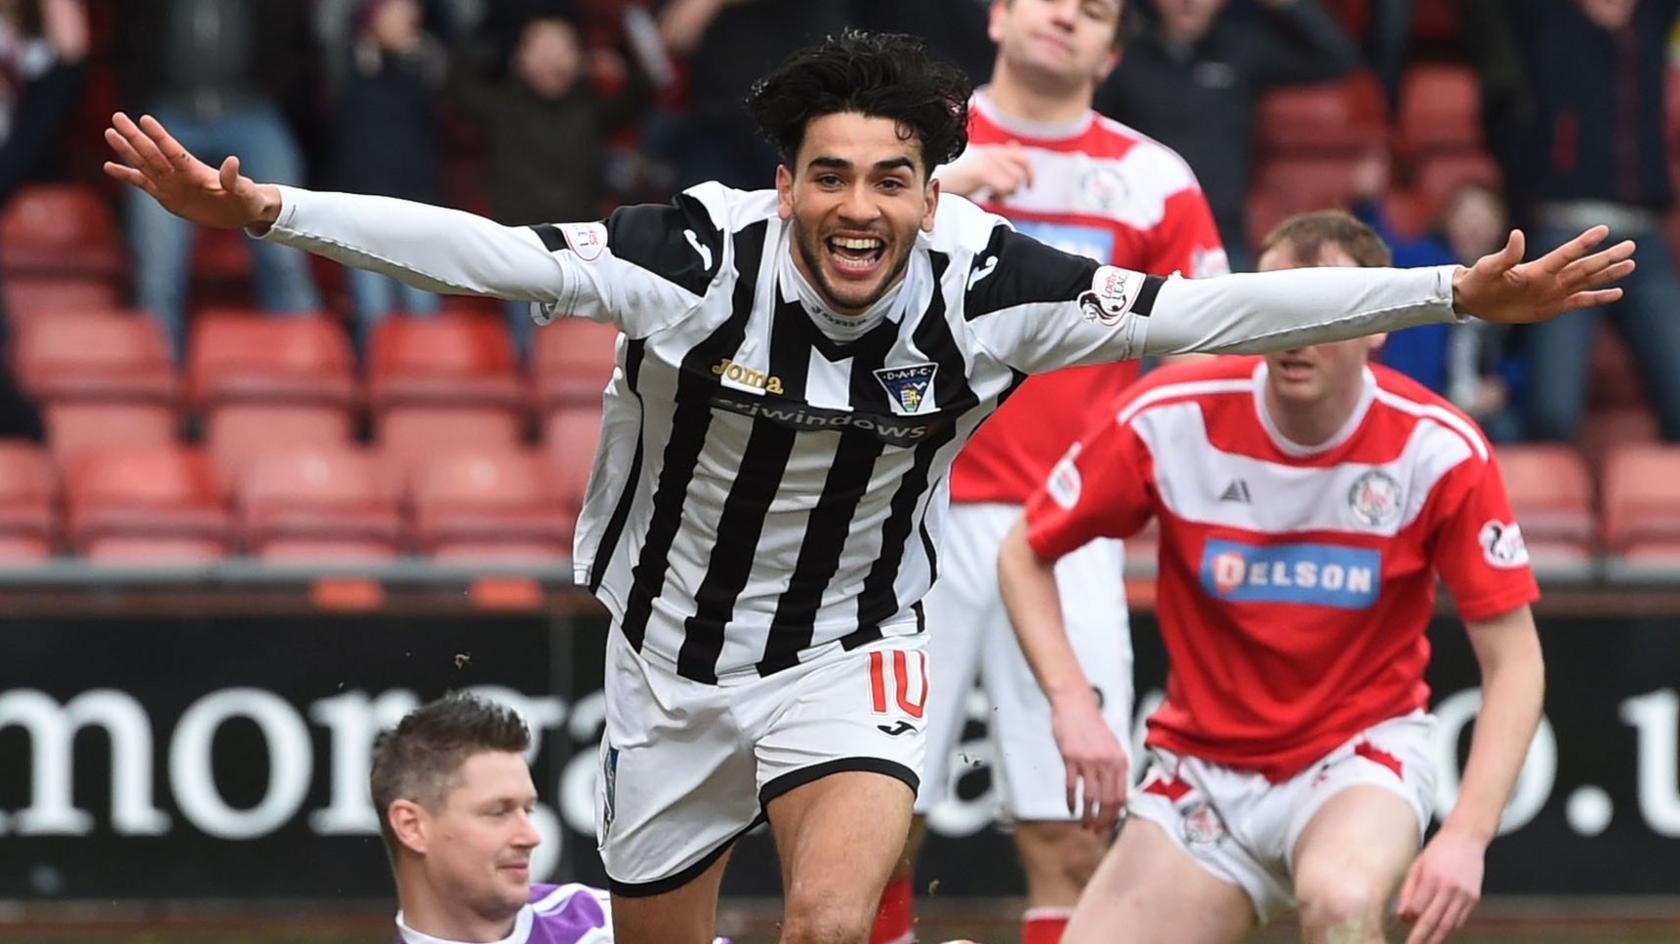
[
  {"x1": 917, "y1": 502, "x2": 1132, "y2": 821},
  {"x1": 1128, "y1": 712, "x2": 1438, "y2": 922},
  {"x1": 595, "y1": 623, "x2": 927, "y2": 895}
]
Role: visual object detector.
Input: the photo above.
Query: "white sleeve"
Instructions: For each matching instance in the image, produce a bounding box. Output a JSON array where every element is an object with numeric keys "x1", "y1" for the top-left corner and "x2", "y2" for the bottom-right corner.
[
  {"x1": 257, "y1": 185, "x2": 729, "y2": 338},
  {"x1": 257, "y1": 185, "x2": 583, "y2": 305},
  {"x1": 962, "y1": 221, "x2": 1460, "y2": 373},
  {"x1": 1134, "y1": 263, "x2": 1460, "y2": 356}
]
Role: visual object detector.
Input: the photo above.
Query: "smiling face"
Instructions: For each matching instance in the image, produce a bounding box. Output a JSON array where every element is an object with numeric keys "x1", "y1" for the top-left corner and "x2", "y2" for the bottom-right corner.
[
  {"x1": 1256, "y1": 241, "x2": 1383, "y2": 407},
  {"x1": 990, "y1": 0, "x2": 1123, "y2": 91},
  {"x1": 777, "y1": 111, "x2": 940, "y2": 317},
  {"x1": 408, "y1": 751, "x2": 541, "y2": 922}
]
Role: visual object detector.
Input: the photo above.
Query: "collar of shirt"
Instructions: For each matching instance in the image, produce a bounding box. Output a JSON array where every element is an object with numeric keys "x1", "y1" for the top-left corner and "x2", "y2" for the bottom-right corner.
[
  {"x1": 777, "y1": 237, "x2": 908, "y2": 342},
  {"x1": 970, "y1": 86, "x2": 1094, "y2": 142},
  {"x1": 396, "y1": 906, "x2": 533, "y2": 944},
  {"x1": 1251, "y1": 362, "x2": 1378, "y2": 458}
]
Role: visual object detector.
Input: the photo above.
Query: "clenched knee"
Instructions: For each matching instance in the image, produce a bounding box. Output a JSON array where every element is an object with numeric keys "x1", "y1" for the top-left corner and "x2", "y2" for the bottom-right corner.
[
  {"x1": 781, "y1": 895, "x2": 875, "y2": 944},
  {"x1": 1296, "y1": 872, "x2": 1385, "y2": 943}
]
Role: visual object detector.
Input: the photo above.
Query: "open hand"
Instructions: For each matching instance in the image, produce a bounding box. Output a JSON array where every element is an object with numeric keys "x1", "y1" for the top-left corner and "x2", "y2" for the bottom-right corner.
[
  {"x1": 102, "y1": 112, "x2": 281, "y2": 232},
  {"x1": 1397, "y1": 827, "x2": 1486, "y2": 944},
  {"x1": 1452, "y1": 226, "x2": 1636, "y2": 324},
  {"x1": 1050, "y1": 693, "x2": 1128, "y2": 834}
]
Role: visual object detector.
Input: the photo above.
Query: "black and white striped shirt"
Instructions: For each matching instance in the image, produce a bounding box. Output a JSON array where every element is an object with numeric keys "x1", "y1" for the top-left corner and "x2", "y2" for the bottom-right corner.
[{"x1": 264, "y1": 183, "x2": 1458, "y2": 682}]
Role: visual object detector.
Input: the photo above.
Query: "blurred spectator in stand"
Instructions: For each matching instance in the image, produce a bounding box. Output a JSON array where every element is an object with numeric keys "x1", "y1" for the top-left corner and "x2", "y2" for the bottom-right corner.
[
  {"x1": 856, "y1": 0, "x2": 993, "y2": 86},
  {"x1": 1095, "y1": 0, "x2": 1360, "y2": 270},
  {"x1": 0, "y1": 0, "x2": 87, "y2": 441},
  {"x1": 1350, "y1": 150, "x2": 1522, "y2": 439},
  {"x1": 1363, "y1": 0, "x2": 1413, "y2": 108},
  {"x1": 319, "y1": 0, "x2": 448, "y2": 354},
  {"x1": 448, "y1": 12, "x2": 649, "y2": 356},
  {"x1": 654, "y1": 0, "x2": 850, "y2": 190},
  {"x1": 1477, "y1": 0, "x2": 1680, "y2": 442},
  {"x1": 115, "y1": 0, "x2": 322, "y2": 362}
]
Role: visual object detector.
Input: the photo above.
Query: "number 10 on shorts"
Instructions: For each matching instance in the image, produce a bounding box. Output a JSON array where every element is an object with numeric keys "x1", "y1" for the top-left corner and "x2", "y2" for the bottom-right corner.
[{"x1": 869, "y1": 650, "x2": 929, "y2": 718}]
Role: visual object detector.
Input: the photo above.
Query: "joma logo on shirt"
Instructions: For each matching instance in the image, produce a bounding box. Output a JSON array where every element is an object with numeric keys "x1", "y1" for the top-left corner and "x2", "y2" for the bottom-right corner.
[
  {"x1": 713, "y1": 358, "x2": 784, "y2": 395},
  {"x1": 1199, "y1": 538, "x2": 1380, "y2": 609}
]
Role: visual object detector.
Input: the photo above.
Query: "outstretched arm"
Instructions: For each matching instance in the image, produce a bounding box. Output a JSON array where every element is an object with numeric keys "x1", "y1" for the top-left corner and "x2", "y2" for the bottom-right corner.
[
  {"x1": 1139, "y1": 226, "x2": 1635, "y2": 357},
  {"x1": 102, "y1": 111, "x2": 578, "y2": 306},
  {"x1": 963, "y1": 214, "x2": 1634, "y2": 375}
]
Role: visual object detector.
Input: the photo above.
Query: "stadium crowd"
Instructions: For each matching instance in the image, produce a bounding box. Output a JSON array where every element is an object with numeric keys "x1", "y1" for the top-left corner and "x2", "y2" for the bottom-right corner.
[{"x1": 0, "y1": 0, "x2": 1674, "y2": 565}]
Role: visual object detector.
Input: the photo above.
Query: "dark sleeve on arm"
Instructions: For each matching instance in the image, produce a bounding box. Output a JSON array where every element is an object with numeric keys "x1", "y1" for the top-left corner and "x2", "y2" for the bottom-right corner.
[
  {"x1": 0, "y1": 62, "x2": 86, "y2": 207},
  {"x1": 1249, "y1": 0, "x2": 1362, "y2": 86}
]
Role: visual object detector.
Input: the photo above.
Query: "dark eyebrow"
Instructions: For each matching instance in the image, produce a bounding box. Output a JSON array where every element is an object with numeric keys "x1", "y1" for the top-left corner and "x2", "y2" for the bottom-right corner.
[{"x1": 805, "y1": 156, "x2": 917, "y2": 175}]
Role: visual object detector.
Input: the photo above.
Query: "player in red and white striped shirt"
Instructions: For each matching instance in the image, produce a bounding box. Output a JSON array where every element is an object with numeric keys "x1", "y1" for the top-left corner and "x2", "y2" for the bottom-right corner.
[
  {"x1": 1002, "y1": 213, "x2": 1545, "y2": 944},
  {"x1": 879, "y1": 2, "x2": 1225, "y2": 944}
]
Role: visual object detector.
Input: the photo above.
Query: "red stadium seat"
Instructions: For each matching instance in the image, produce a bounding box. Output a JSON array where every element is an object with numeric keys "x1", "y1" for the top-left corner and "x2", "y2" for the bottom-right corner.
[
  {"x1": 1412, "y1": 152, "x2": 1501, "y2": 209},
  {"x1": 532, "y1": 318, "x2": 620, "y2": 409},
  {"x1": 1246, "y1": 156, "x2": 1366, "y2": 248},
  {"x1": 206, "y1": 403, "x2": 356, "y2": 486},
  {"x1": 65, "y1": 445, "x2": 230, "y2": 559},
  {"x1": 0, "y1": 184, "x2": 126, "y2": 282},
  {"x1": 1493, "y1": 444, "x2": 1595, "y2": 565},
  {"x1": 367, "y1": 313, "x2": 524, "y2": 412},
  {"x1": 2, "y1": 278, "x2": 122, "y2": 327},
  {"x1": 0, "y1": 534, "x2": 51, "y2": 562},
  {"x1": 1602, "y1": 445, "x2": 1680, "y2": 557},
  {"x1": 13, "y1": 310, "x2": 178, "y2": 404},
  {"x1": 81, "y1": 535, "x2": 228, "y2": 562},
  {"x1": 1257, "y1": 71, "x2": 1387, "y2": 155},
  {"x1": 238, "y1": 445, "x2": 403, "y2": 560},
  {"x1": 1580, "y1": 406, "x2": 1659, "y2": 475},
  {"x1": 257, "y1": 537, "x2": 401, "y2": 562},
  {"x1": 188, "y1": 309, "x2": 355, "y2": 409},
  {"x1": 1396, "y1": 64, "x2": 1482, "y2": 156},
  {"x1": 45, "y1": 402, "x2": 177, "y2": 467},
  {"x1": 377, "y1": 406, "x2": 525, "y2": 494},
  {"x1": 411, "y1": 446, "x2": 573, "y2": 560},
  {"x1": 543, "y1": 405, "x2": 602, "y2": 510},
  {"x1": 0, "y1": 440, "x2": 57, "y2": 556}
]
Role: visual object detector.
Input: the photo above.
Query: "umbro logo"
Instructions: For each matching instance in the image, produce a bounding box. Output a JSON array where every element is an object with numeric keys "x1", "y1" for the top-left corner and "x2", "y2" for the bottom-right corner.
[
  {"x1": 1220, "y1": 479, "x2": 1252, "y2": 503},
  {"x1": 876, "y1": 720, "x2": 917, "y2": 737}
]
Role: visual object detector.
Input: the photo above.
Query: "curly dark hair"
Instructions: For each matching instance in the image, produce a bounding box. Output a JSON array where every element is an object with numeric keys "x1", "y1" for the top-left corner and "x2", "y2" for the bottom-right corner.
[
  {"x1": 370, "y1": 692, "x2": 530, "y2": 861},
  {"x1": 748, "y1": 30, "x2": 971, "y2": 178}
]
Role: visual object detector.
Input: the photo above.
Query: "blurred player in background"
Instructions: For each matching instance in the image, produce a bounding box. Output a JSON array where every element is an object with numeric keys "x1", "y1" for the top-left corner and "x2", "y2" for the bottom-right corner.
[
  {"x1": 1000, "y1": 211, "x2": 1547, "y2": 944},
  {"x1": 372, "y1": 692, "x2": 732, "y2": 944},
  {"x1": 878, "y1": 1, "x2": 1226, "y2": 942}
]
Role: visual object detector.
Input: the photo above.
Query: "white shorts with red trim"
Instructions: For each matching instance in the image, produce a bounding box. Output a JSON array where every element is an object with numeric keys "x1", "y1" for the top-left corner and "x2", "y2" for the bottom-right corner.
[
  {"x1": 917, "y1": 501, "x2": 1132, "y2": 821},
  {"x1": 595, "y1": 622, "x2": 927, "y2": 896},
  {"x1": 1127, "y1": 711, "x2": 1437, "y2": 922}
]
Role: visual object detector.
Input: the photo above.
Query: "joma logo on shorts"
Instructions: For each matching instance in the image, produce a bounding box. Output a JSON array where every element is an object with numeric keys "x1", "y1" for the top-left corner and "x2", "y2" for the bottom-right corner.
[{"x1": 712, "y1": 358, "x2": 784, "y2": 395}]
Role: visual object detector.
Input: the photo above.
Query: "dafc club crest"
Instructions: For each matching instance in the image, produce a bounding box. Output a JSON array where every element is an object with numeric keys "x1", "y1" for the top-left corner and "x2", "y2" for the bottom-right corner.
[
  {"x1": 1347, "y1": 469, "x2": 1403, "y2": 528},
  {"x1": 874, "y1": 363, "x2": 938, "y2": 414},
  {"x1": 1182, "y1": 801, "x2": 1227, "y2": 846}
]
